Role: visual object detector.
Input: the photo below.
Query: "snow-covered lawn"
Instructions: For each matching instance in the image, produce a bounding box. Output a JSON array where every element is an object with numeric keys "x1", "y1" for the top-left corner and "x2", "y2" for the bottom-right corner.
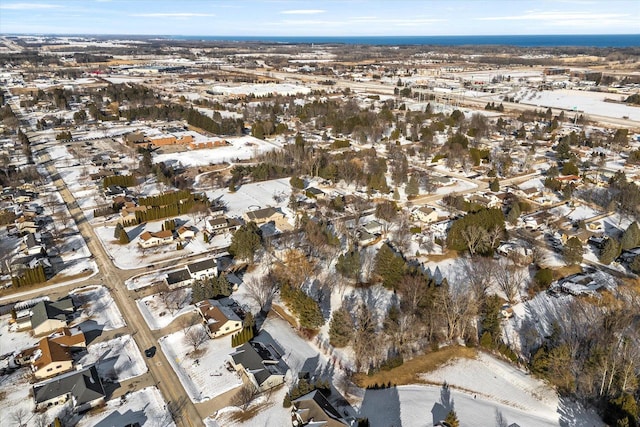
[
  {"x1": 359, "y1": 384, "x2": 597, "y2": 427},
  {"x1": 77, "y1": 335, "x2": 147, "y2": 382},
  {"x1": 77, "y1": 387, "x2": 175, "y2": 427},
  {"x1": 207, "y1": 385, "x2": 290, "y2": 427},
  {"x1": 0, "y1": 314, "x2": 38, "y2": 355},
  {"x1": 206, "y1": 178, "x2": 292, "y2": 216},
  {"x1": 136, "y1": 288, "x2": 194, "y2": 330},
  {"x1": 154, "y1": 135, "x2": 283, "y2": 166},
  {"x1": 125, "y1": 270, "x2": 169, "y2": 291},
  {"x1": 159, "y1": 326, "x2": 242, "y2": 403},
  {"x1": 423, "y1": 352, "x2": 558, "y2": 416},
  {"x1": 70, "y1": 285, "x2": 126, "y2": 332}
]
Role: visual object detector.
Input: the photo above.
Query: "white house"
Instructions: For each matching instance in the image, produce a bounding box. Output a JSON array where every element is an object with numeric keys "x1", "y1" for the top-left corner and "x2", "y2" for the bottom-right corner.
[
  {"x1": 196, "y1": 299, "x2": 243, "y2": 339},
  {"x1": 138, "y1": 230, "x2": 174, "y2": 248},
  {"x1": 412, "y1": 206, "x2": 439, "y2": 223}
]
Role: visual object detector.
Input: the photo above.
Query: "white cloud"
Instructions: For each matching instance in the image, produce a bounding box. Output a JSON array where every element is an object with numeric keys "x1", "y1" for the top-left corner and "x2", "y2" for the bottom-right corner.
[
  {"x1": 0, "y1": 2, "x2": 62, "y2": 9},
  {"x1": 132, "y1": 12, "x2": 215, "y2": 18},
  {"x1": 280, "y1": 9, "x2": 325, "y2": 15},
  {"x1": 476, "y1": 11, "x2": 628, "y2": 22}
]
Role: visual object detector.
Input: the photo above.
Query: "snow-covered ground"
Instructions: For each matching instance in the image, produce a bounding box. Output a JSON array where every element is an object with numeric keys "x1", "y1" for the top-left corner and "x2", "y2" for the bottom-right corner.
[
  {"x1": 514, "y1": 88, "x2": 640, "y2": 121},
  {"x1": 207, "y1": 385, "x2": 289, "y2": 427},
  {"x1": 94, "y1": 222, "x2": 229, "y2": 270},
  {"x1": 359, "y1": 383, "x2": 598, "y2": 427},
  {"x1": 0, "y1": 314, "x2": 39, "y2": 355},
  {"x1": 77, "y1": 386, "x2": 175, "y2": 427},
  {"x1": 206, "y1": 178, "x2": 292, "y2": 217},
  {"x1": 209, "y1": 83, "x2": 311, "y2": 97},
  {"x1": 77, "y1": 335, "x2": 147, "y2": 382},
  {"x1": 159, "y1": 326, "x2": 242, "y2": 403},
  {"x1": 70, "y1": 285, "x2": 126, "y2": 332},
  {"x1": 153, "y1": 135, "x2": 283, "y2": 166},
  {"x1": 136, "y1": 288, "x2": 194, "y2": 330}
]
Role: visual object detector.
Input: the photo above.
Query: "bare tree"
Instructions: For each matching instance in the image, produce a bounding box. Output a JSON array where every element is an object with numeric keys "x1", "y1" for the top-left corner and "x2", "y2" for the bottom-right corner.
[
  {"x1": 460, "y1": 257, "x2": 497, "y2": 300},
  {"x1": 494, "y1": 263, "x2": 526, "y2": 304},
  {"x1": 11, "y1": 408, "x2": 29, "y2": 427},
  {"x1": 461, "y1": 225, "x2": 489, "y2": 256},
  {"x1": 34, "y1": 414, "x2": 49, "y2": 427},
  {"x1": 232, "y1": 383, "x2": 259, "y2": 411},
  {"x1": 486, "y1": 226, "x2": 504, "y2": 251},
  {"x1": 244, "y1": 274, "x2": 279, "y2": 313},
  {"x1": 437, "y1": 282, "x2": 478, "y2": 342},
  {"x1": 184, "y1": 325, "x2": 208, "y2": 352}
]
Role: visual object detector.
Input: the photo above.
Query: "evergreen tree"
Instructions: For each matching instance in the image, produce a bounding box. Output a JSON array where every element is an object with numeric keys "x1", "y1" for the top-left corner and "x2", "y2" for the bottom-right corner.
[
  {"x1": 119, "y1": 229, "x2": 130, "y2": 244},
  {"x1": 599, "y1": 238, "x2": 622, "y2": 265},
  {"x1": 406, "y1": 174, "x2": 420, "y2": 197},
  {"x1": 374, "y1": 244, "x2": 406, "y2": 290},
  {"x1": 563, "y1": 237, "x2": 583, "y2": 265},
  {"x1": 621, "y1": 222, "x2": 640, "y2": 251},
  {"x1": 329, "y1": 307, "x2": 354, "y2": 347},
  {"x1": 444, "y1": 410, "x2": 460, "y2": 427},
  {"x1": 229, "y1": 222, "x2": 262, "y2": 262},
  {"x1": 489, "y1": 178, "x2": 500, "y2": 192},
  {"x1": 114, "y1": 222, "x2": 124, "y2": 239}
]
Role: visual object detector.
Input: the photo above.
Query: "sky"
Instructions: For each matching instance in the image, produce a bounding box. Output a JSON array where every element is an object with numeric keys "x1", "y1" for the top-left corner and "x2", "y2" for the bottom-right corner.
[{"x1": 0, "y1": 0, "x2": 638, "y2": 37}]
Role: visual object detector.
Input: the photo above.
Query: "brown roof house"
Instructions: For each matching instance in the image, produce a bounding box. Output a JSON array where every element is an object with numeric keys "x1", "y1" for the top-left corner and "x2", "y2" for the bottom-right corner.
[
  {"x1": 22, "y1": 337, "x2": 74, "y2": 380},
  {"x1": 138, "y1": 230, "x2": 174, "y2": 248},
  {"x1": 196, "y1": 299, "x2": 243, "y2": 339}
]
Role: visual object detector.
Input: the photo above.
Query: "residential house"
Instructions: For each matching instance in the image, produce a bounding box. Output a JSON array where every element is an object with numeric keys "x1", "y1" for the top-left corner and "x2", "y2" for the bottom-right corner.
[
  {"x1": 21, "y1": 337, "x2": 74, "y2": 379},
  {"x1": 187, "y1": 258, "x2": 218, "y2": 281},
  {"x1": 244, "y1": 207, "x2": 290, "y2": 230},
  {"x1": 560, "y1": 228, "x2": 596, "y2": 245},
  {"x1": 228, "y1": 341, "x2": 286, "y2": 392},
  {"x1": 291, "y1": 389, "x2": 351, "y2": 427},
  {"x1": 206, "y1": 216, "x2": 242, "y2": 236},
  {"x1": 119, "y1": 205, "x2": 147, "y2": 224},
  {"x1": 22, "y1": 232, "x2": 45, "y2": 255},
  {"x1": 177, "y1": 226, "x2": 195, "y2": 241},
  {"x1": 210, "y1": 203, "x2": 226, "y2": 218},
  {"x1": 305, "y1": 187, "x2": 326, "y2": 200},
  {"x1": 412, "y1": 206, "x2": 438, "y2": 223},
  {"x1": 138, "y1": 230, "x2": 174, "y2": 248},
  {"x1": 362, "y1": 220, "x2": 383, "y2": 235},
  {"x1": 196, "y1": 299, "x2": 243, "y2": 338},
  {"x1": 30, "y1": 298, "x2": 76, "y2": 336},
  {"x1": 33, "y1": 366, "x2": 105, "y2": 412},
  {"x1": 165, "y1": 268, "x2": 194, "y2": 288},
  {"x1": 48, "y1": 327, "x2": 86, "y2": 349}
]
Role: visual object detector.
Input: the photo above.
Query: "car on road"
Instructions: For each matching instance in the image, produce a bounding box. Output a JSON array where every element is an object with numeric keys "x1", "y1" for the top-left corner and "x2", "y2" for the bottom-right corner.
[{"x1": 145, "y1": 346, "x2": 156, "y2": 358}]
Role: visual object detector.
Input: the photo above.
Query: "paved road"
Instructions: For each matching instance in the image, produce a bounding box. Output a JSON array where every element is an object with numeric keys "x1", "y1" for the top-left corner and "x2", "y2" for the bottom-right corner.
[
  {"x1": 6, "y1": 94, "x2": 206, "y2": 427},
  {"x1": 46, "y1": 161, "x2": 206, "y2": 427}
]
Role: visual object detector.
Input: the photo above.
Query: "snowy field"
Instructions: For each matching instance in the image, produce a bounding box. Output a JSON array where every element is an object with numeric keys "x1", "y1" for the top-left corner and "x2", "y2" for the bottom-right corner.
[
  {"x1": 77, "y1": 335, "x2": 147, "y2": 382},
  {"x1": 159, "y1": 326, "x2": 242, "y2": 403},
  {"x1": 359, "y1": 384, "x2": 595, "y2": 427},
  {"x1": 515, "y1": 88, "x2": 640, "y2": 121},
  {"x1": 153, "y1": 135, "x2": 283, "y2": 167},
  {"x1": 77, "y1": 387, "x2": 175, "y2": 427},
  {"x1": 0, "y1": 314, "x2": 39, "y2": 355},
  {"x1": 70, "y1": 285, "x2": 126, "y2": 332},
  {"x1": 136, "y1": 288, "x2": 194, "y2": 330},
  {"x1": 209, "y1": 83, "x2": 311, "y2": 97},
  {"x1": 206, "y1": 178, "x2": 292, "y2": 217}
]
